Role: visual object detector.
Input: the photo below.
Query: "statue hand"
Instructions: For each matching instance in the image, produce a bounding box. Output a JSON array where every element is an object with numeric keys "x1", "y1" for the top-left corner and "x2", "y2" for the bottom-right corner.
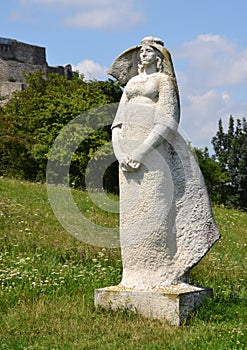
[{"x1": 120, "y1": 156, "x2": 141, "y2": 172}]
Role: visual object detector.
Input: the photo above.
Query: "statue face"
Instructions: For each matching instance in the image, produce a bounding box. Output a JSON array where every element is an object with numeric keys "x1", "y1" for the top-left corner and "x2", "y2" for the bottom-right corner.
[{"x1": 139, "y1": 45, "x2": 157, "y2": 66}]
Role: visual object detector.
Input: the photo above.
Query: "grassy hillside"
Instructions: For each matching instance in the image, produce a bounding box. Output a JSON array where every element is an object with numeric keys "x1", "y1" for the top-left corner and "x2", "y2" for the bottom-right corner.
[{"x1": 0, "y1": 178, "x2": 246, "y2": 349}]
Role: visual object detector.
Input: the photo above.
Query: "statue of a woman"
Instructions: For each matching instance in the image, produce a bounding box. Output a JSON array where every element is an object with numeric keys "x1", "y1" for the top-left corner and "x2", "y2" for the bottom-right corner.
[{"x1": 110, "y1": 36, "x2": 220, "y2": 290}]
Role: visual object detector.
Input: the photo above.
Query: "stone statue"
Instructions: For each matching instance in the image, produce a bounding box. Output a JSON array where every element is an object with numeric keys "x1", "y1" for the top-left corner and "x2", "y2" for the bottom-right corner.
[{"x1": 95, "y1": 36, "x2": 220, "y2": 324}]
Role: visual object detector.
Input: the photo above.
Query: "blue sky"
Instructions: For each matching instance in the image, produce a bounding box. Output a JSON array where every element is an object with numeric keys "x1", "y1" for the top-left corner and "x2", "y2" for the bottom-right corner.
[{"x1": 1, "y1": 0, "x2": 247, "y2": 149}]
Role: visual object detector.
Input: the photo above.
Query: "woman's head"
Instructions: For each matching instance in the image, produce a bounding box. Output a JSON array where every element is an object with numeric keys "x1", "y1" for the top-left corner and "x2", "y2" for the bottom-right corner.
[
  {"x1": 138, "y1": 36, "x2": 165, "y2": 73},
  {"x1": 138, "y1": 45, "x2": 164, "y2": 73},
  {"x1": 109, "y1": 35, "x2": 178, "y2": 89}
]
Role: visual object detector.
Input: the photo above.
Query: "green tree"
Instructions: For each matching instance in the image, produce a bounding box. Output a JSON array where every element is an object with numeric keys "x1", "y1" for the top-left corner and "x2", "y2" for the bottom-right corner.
[
  {"x1": 194, "y1": 147, "x2": 229, "y2": 203},
  {"x1": 0, "y1": 71, "x2": 122, "y2": 188},
  {"x1": 0, "y1": 108, "x2": 35, "y2": 178},
  {"x1": 212, "y1": 116, "x2": 247, "y2": 209}
]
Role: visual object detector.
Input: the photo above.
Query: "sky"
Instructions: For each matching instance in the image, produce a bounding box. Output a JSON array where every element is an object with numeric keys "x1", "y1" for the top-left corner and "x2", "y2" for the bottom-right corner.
[{"x1": 1, "y1": 0, "x2": 247, "y2": 150}]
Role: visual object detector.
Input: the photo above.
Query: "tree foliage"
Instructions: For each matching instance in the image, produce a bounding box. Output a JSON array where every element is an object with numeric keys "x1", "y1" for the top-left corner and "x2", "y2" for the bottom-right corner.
[
  {"x1": 194, "y1": 147, "x2": 229, "y2": 203},
  {"x1": 0, "y1": 71, "x2": 122, "y2": 189},
  {"x1": 1, "y1": 72, "x2": 247, "y2": 207},
  {"x1": 212, "y1": 115, "x2": 247, "y2": 209}
]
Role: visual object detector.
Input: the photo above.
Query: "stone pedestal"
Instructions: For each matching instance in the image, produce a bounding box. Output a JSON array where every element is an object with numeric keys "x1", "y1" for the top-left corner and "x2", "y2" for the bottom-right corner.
[{"x1": 94, "y1": 284, "x2": 213, "y2": 326}]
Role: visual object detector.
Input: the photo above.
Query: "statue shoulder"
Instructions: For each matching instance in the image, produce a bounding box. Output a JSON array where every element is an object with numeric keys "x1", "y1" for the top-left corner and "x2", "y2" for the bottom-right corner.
[{"x1": 155, "y1": 72, "x2": 173, "y2": 86}]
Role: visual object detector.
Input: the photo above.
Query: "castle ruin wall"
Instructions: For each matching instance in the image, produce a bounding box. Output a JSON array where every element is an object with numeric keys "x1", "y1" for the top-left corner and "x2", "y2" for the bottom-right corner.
[
  {"x1": 0, "y1": 38, "x2": 47, "y2": 66},
  {"x1": 0, "y1": 37, "x2": 72, "y2": 100},
  {"x1": 0, "y1": 58, "x2": 47, "y2": 82}
]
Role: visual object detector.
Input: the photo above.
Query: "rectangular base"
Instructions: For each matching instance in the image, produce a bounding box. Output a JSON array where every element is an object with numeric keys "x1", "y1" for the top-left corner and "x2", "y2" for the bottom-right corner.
[{"x1": 94, "y1": 284, "x2": 213, "y2": 326}]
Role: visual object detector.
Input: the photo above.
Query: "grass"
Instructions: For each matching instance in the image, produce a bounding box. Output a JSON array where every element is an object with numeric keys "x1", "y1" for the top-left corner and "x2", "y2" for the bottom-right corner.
[{"x1": 0, "y1": 177, "x2": 246, "y2": 349}]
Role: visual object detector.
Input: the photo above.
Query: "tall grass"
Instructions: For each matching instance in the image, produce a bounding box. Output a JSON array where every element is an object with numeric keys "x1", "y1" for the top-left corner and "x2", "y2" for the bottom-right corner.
[{"x1": 0, "y1": 177, "x2": 246, "y2": 349}]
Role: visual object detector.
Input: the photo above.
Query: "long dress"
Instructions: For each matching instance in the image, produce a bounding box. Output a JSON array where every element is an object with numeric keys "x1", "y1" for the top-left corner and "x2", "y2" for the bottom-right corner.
[{"x1": 112, "y1": 71, "x2": 220, "y2": 290}]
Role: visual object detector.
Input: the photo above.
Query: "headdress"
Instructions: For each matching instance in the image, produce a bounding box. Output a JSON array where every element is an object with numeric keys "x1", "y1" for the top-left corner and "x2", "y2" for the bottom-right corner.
[
  {"x1": 140, "y1": 36, "x2": 164, "y2": 55},
  {"x1": 108, "y1": 36, "x2": 176, "y2": 87},
  {"x1": 108, "y1": 36, "x2": 180, "y2": 110}
]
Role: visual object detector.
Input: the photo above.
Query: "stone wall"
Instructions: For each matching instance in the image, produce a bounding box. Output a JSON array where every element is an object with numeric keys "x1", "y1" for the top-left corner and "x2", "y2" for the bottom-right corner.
[
  {"x1": 0, "y1": 81, "x2": 24, "y2": 105},
  {"x1": 0, "y1": 38, "x2": 47, "y2": 66},
  {"x1": 0, "y1": 81, "x2": 24, "y2": 95},
  {"x1": 0, "y1": 58, "x2": 46, "y2": 82},
  {"x1": 0, "y1": 37, "x2": 72, "y2": 97}
]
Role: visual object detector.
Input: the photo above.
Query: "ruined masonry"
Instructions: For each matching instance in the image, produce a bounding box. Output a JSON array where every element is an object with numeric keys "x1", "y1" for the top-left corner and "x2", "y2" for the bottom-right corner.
[{"x1": 0, "y1": 37, "x2": 72, "y2": 101}]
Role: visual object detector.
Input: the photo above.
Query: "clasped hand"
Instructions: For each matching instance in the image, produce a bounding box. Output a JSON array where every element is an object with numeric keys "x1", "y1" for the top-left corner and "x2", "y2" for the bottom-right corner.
[
  {"x1": 119, "y1": 149, "x2": 145, "y2": 172},
  {"x1": 120, "y1": 156, "x2": 140, "y2": 172}
]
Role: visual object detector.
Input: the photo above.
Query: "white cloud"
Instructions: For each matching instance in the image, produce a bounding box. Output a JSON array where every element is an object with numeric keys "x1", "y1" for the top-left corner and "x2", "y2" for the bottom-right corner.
[
  {"x1": 21, "y1": 0, "x2": 116, "y2": 6},
  {"x1": 174, "y1": 34, "x2": 247, "y2": 148},
  {"x1": 175, "y1": 34, "x2": 247, "y2": 89},
  {"x1": 180, "y1": 89, "x2": 231, "y2": 145},
  {"x1": 19, "y1": 0, "x2": 145, "y2": 30},
  {"x1": 73, "y1": 60, "x2": 108, "y2": 80},
  {"x1": 180, "y1": 86, "x2": 247, "y2": 149},
  {"x1": 64, "y1": 5, "x2": 145, "y2": 30},
  {"x1": 9, "y1": 11, "x2": 33, "y2": 23}
]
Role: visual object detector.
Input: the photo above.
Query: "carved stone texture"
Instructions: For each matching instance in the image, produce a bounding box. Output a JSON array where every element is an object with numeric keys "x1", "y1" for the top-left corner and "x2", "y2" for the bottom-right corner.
[
  {"x1": 108, "y1": 47, "x2": 140, "y2": 86},
  {"x1": 0, "y1": 37, "x2": 72, "y2": 100},
  {"x1": 117, "y1": 129, "x2": 220, "y2": 289},
  {"x1": 95, "y1": 36, "x2": 220, "y2": 324},
  {"x1": 95, "y1": 285, "x2": 213, "y2": 326}
]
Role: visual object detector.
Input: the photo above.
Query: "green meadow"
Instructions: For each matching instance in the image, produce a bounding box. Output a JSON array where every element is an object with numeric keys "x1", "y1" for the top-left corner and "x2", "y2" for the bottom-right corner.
[{"x1": 0, "y1": 177, "x2": 246, "y2": 349}]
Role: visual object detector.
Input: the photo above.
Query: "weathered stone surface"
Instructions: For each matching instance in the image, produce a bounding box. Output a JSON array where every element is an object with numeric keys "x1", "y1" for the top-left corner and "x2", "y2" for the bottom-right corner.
[
  {"x1": 0, "y1": 37, "x2": 72, "y2": 99},
  {"x1": 95, "y1": 36, "x2": 220, "y2": 324},
  {"x1": 95, "y1": 284, "x2": 213, "y2": 326},
  {"x1": 108, "y1": 47, "x2": 139, "y2": 86}
]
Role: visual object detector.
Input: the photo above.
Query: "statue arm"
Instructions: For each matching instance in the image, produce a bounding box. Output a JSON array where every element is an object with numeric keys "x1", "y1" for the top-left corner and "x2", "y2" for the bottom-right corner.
[
  {"x1": 112, "y1": 90, "x2": 141, "y2": 172},
  {"x1": 112, "y1": 126, "x2": 141, "y2": 172},
  {"x1": 112, "y1": 126, "x2": 126, "y2": 161},
  {"x1": 130, "y1": 129, "x2": 166, "y2": 163},
  {"x1": 131, "y1": 76, "x2": 179, "y2": 163},
  {"x1": 111, "y1": 90, "x2": 128, "y2": 160}
]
